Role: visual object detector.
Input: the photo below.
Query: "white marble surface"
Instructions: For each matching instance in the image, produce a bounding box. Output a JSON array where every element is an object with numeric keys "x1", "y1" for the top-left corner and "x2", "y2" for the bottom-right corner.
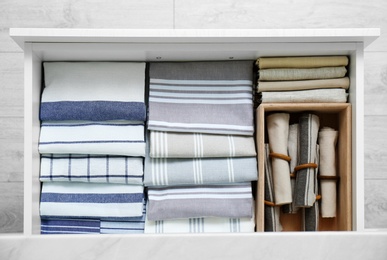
[{"x1": 1, "y1": 232, "x2": 387, "y2": 260}]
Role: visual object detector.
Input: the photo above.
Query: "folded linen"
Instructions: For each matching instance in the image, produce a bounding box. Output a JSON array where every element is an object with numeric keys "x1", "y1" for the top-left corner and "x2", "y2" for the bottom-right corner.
[
  {"x1": 38, "y1": 121, "x2": 146, "y2": 156},
  {"x1": 150, "y1": 131, "x2": 256, "y2": 158},
  {"x1": 40, "y1": 154, "x2": 143, "y2": 185},
  {"x1": 258, "y1": 67, "x2": 347, "y2": 81},
  {"x1": 144, "y1": 155, "x2": 257, "y2": 186},
  {"x1": 258, "y1": 77, "x2": 349, "y2": 92},
  {"x1": 41, "y1": 62, "x2": 146, "y2": 121},
  {"x1": 40, "y1": 182, "x2": 144, "y2": 220},
  {"x1": 260, "y1": 88, "x2": 348, "y2": 103},
  {"x1": 147, "y1": 183, "x2": 254, "y2": 221},
  {"x1": 40, "y1": 218, "x2": 101, "y2": 234},
  {"x1": 257, "y1": 56, "x2": 349, "y2": 69},
  {"x1": 148, "y1": 61, "x2": 255, "y2": 136},
  {"x1": 145, "y1": 216, "x2": 255, "y2": 233}
]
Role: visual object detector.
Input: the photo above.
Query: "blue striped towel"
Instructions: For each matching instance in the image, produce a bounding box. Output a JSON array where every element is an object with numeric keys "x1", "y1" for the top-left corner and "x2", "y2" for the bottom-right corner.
[
  {"x1": 41, "y1": 218, "x2": 101, "y2": 234},
  {"x1": 40, "y1": 182, "x2": 144, "y2": 220},
  {"x1": 38, "y1": 121, "x2": 146, "y2": 156},
  {"x1": 41, "y1": 62, "x2": 146, "y2": 121},
  {"x1": 40, "y1": 154, "x2": 144, "y2": 185}
]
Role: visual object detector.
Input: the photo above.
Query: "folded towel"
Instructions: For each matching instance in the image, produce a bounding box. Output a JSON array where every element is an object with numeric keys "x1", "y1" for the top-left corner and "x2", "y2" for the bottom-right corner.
[
  {"x1": 150, "y1": 131, "x2": 256, "y2": 158},
  {"x1": 258, "y1": 77, "x2": 349, "y2": 92},
  {"x1": 40, "y1": 218, "x2": 101, "y2": 234},
  {"x1": 257, "y1": 56, "x2": 349, "y2": 69},
  {"x1": 147, "y1": 183, "x2": 253, "y2": 220},
  {"x1": 40, "y1": 182, "x2": 144, "y2": 220},
  {"x1": 41, "y1": 62, "x2": 146, "y2": 121},
  {"x1": 260, "y1": 88, "x2": 348, "y2": 103},
  {"x1": 258, "y1": 67, "x2": 347, "y2": 81},
  {"x1": 40, "y1": 154, "x2": 143, "y2": 185},
  {"x1": 39, "y1": 121, "x2": 146, "y2": 156},
  {"x1": 148, "y1": 61, "x2": 254, "y2": 136},
  {"x1": 145, "y1": 216, "x2": 255, "y2": 233}
]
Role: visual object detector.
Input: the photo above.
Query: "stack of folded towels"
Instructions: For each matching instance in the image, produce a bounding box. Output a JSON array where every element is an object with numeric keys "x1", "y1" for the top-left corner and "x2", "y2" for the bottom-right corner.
[
  {"x1": 38, "y1": 62, "x2": 147, "y2": 234},
  {"x1": 144, "y1": 61, "x2": 258, "y2": 233},
  {"x1": 256, "y1": 56, "x2": 349, "y2": 104}
]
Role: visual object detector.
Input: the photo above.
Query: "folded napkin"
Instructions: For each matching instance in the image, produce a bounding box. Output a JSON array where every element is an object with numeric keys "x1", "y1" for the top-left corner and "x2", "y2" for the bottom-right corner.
[
  {"x1": 258, "y1": 67, "x2": 347, "y2": 81},
  {"x1": 145, "y1": 216, "x2": 255, "y2": 233},
  {"x1": 257, "y1": 56, "x2": 349, "y2": 69},
  {"x1": 258, "y1": 77, "x2": 349, "y2": 92},
  {"x1": 148, "y1": 61, "x2": 254, "y2": 136},
  {"x1": 40, "y1": 218, "x2": 101, "y2": 234},
  {"x1": 260, "y1": 88, "x2": 348, "y2": 103},
  {"x1": 41, "y1": 62, "x2": 146, "y2": 121},
  {"x1": 267, "y1": 113, "x2": 292, "y2": 205},
  {"x1": 264, "y1": 144, "x2": 283, "y2": 232},
  {"x1": 294, "y1": 114, "x2": 320, "y2": 208},
  {"x1": 147, "y1": 183, "x2": 253, "y2": 220},
  {"x1": 318, "y1": 127, "x2": 339, "y2": 218},
  {"x1": 150, "y1": 131, "x2": 256, "y2": 158},
  {"x1": 40, "y1": 182, "x2": 144, "y2": 220},
  {"x1": 39, "y1": 121, "x2": 146, "y2": 156},
  {"x1": 40, "y1": 154, "x2": 143, "y2": 185}
]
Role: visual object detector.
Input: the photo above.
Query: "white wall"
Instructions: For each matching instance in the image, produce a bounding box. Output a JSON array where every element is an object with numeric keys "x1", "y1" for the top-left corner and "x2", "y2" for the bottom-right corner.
[{"x1": 0, "y1": 0, "x2": 386, "y2": 233}]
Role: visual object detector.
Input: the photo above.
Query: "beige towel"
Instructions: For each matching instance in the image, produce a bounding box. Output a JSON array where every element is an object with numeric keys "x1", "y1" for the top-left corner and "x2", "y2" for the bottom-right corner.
[
  {"x1": 258, "y1": 77, "x2": 349, "y2": 92},
  {"x1": 267, "y1": 113, "x2": 292, "y2": 205},
  {"x1": 257, "y1": 56, "x2": 349, "y2": 69},
  {"x1": 260, "y1": 88, "x2": 348, "y2": 103},
  {"x1": 259, "y1": 67, "x2": 347, "y2": 81},
  {"x1": 318, "y1": 127, "x2": 338, "y2": 218}
]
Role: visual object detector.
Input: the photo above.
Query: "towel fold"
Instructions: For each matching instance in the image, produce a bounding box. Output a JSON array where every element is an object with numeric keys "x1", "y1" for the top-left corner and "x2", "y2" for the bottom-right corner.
[
  {"x1": 260, "y1": 88, "x2": 348, "y2": 103},
  {"x1": 38, "y1": 121, "x2": 146, "y2": 156},
  {"x1": 258, "y1": 67, "x2": 347, "y2": 81},
  {"x1": 257, "y1": 56, "x2": 349, "y2": 69},
  {"x1": 147, "y1": 183, "x2": 253, "y2": 221},
  {"x1": 40, "y1": 218, "x2": 101, "y2": 234},
  {"x1": 40, "y1": 154, "x2": 143, "y2": 185},
  {"x1": 149, "y1": 131, "x2": 256, "y2": 158},
  {"x1": 258, "y1": 77, "x2": 349, "y2": 92},
  {"x1": 148, "y1": 61, "x2": 254, "y2": 136},
  {"x1": 41, "y1": 62, "x2": 146, "y2": 121},
  {"x1": 40, "y1": 182, "x2": 144, "y2": 220}
]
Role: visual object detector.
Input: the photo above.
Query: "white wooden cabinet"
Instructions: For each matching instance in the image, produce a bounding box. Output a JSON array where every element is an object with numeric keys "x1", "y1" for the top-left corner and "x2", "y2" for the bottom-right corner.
[{"x1": 9, "y1": 28, "x2": 380, "y2": 240}]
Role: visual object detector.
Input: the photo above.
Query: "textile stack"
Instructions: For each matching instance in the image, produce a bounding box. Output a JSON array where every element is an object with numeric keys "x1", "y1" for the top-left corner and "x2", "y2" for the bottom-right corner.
[
  {"x1": 256, "y1": 56, "x2": 349, "y2": 104},
  {"x1": 144, "y1": 61, "x2": 258, "y2": 233},
  {"x1": 38, "y1": 62, "x2": 147, "y2": 234}
]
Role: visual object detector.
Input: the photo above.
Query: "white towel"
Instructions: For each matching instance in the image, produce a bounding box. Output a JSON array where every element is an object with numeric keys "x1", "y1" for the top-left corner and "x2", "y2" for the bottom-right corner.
[{"x1": 260, "y1": 88, "x2": 348, "y2": 103}]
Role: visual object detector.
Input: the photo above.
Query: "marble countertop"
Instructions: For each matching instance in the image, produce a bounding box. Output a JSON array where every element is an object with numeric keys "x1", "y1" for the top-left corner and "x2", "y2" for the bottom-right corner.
[{"x1": 1, "y1": 232, "x2": 387, "y2": 260}]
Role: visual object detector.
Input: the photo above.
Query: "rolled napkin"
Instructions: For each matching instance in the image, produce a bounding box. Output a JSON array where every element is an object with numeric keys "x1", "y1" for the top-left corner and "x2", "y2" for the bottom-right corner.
[
  {"x1": 267, "y1": 113, "x2": 292, "y2": 205},
  {"x1": 264, "y1": 144, "x2": 283, "y2": 232},
  {"x1": 40, "y1": 154, "x2": 144, "y2": 185},
  {"x1": 150, "y1": 131, "x2": 256, "y2": 158},
  {"x1": 147, "y1": 183, "x2": 253, "y2": 221},
  {"x1": 38, "y1": 121, "x2": 146, "y2": 156},
  {"x1": 145, "y1": 216, "x2": 255, "y2": 233},
  {"x1": 282, "y1": 124, "x2": 300, "y2": 214},
  {"x1": 148, "y1": 61, "x2": 255, "y2": 136},
  {"x1": 258, "y1": 77, "x2": 349, "y2": 92},
  {"x1": 258, "y1": 67, "x2": 347, "y2": 81},
  {"x1": 294, "y1": 114, "x2": 320, "y2": 208},
  {"x1": 41, "y1": 62, "x2": 146, "y2": 121},
  {"x1": 318, "y1": 127, "x2": 339, "y2": 218},
  {"x1": 40, "y1": 218, "x2": 101, "y2": 234},
  {"x1": 260, "y1": 88, "x2": 348, "y2": 103},
  {"x1": 40, "y1": 182, "x2": 144, "y2": 220},
  {"x1": 144, "y1": 154, "x2": 258, "y2": 187},
  {"x1": 257, "y1": 56, "x2": 349, "y2": 69}
]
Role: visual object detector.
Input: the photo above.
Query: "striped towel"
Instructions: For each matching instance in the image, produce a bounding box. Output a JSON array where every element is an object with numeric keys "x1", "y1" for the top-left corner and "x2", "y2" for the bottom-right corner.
[
  {"x1": 150, "y1": 131, "x2": 256, "y2": 158},
  {"x1": 41, "y1": 62, "x2": 146, "y2": 121},
  {"x1": 38, "y1": 121, "x2": 146, "y2": 156},
  {"x1": 145, "y1": 216, "x2": 255, "y2": 233},
  {"x1": 41, "y1": 218, "x2": 101, "y2": 234},
  {"x1": 40, "y1": 182, "x2": 144, "y2": 220},
  {"x1": 148, "y1": 61, "x2": 255, "y2": 136},
  {"x1": 147, "y1": 183, "x2": 254, "y2": 220},
  {"x1": 40, "y1": 154, "x2": 143, "y2": 185}
]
